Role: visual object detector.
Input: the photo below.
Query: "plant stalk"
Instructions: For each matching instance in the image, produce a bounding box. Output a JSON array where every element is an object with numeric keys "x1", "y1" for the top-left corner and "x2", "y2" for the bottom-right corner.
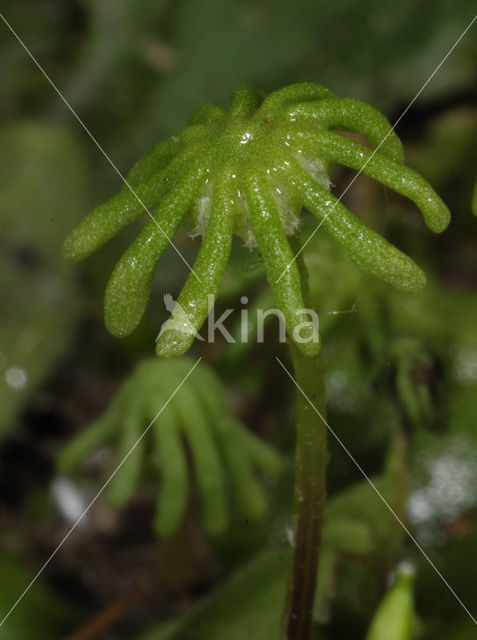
[{"x1": 282, "y1": 240, "x2": 328, "y2": 640}]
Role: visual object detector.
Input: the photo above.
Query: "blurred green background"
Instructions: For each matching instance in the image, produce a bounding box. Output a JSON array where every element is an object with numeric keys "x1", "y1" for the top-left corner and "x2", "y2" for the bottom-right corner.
[{"x1": 0, "y1": 1, "x2": 476, "y2": 638}]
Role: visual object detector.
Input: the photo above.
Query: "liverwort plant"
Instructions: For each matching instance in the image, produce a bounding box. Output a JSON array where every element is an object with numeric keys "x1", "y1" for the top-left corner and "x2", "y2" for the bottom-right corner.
[
  {"x1": 58, "y1": 357, "x2": 283, "y2": 537},
  {"x1": 63, "y1": 83, "x2": 450, "y2": 640}
]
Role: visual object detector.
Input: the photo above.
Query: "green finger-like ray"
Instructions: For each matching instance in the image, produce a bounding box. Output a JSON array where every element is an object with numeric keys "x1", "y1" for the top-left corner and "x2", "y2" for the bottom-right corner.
[
  {"x1": 124, "y1": 136, "x2": 210, "y2": 192},
  {"x1": 243, "y1": 168, "x2": 320, "y2": 357},
  {"x1": 472, "y1": 180, "x2": 477, "y2": 216},
  {"x1": 191, "y1": 366, "x2": 227, "y2": 420},
  {"x1": 152, "y1": 405, "x2": 189, "y2": 537},
  {"x1": 187, "y1": 103, "x2": 227, "y2": 126},
  {"x1": 190, "y1": 371, "x2": 269, "y2": 520},
  {"x1": 107, "y1": 396, "x2": 147, "y2": 508},
  {"x1": 56, "y1": 413, "x2": 115, "y2": 474},
  {"x1": 156, "y1": 167, "x2": 236, "y2": 358},
  {"x1": 192, "y1": 366, "x2": 284, "y2": 476},
  {"x1": 218, "y1": 419, "x2": 269, "y2": 521},
  {"x1": 273, "y1": 154, "x2": 427, "y2": 292},
  {"x1": 63, "y1": 143, "x2": 205, "y2": 261},
  {"x1": 178, "y1": 123, "x2": 211, "y2": 145},
  {"x1": 285, "y1": 98, "x2": 404, "y2": 163},
  {"x1": 256, "y1": 82, "x2": 335, "y2": 120},
  {"x1": 228, "y1": 86, "x2": 262, "y2": 119},
  {"x1": 230, "y1": 420, "x2": 285, "y2": 476},
  {"x1": 281, "y1": 129, "x2": 450, "y2": 232},
  {"x1": 56, "y1": 385, "x2": 131, "y2": 474},
  {"x1": 173, "y1": 383, "x2": 228, "y2": 535},
  {"x1": 122, "y1": 137, "x2": 182, "y2": 191},
  {"x1": 104, "y1": 163, "x2": 207, "y2": 337},
  {"x1": 123, "y1": 130, "x2": 210, "y2": 189}
]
